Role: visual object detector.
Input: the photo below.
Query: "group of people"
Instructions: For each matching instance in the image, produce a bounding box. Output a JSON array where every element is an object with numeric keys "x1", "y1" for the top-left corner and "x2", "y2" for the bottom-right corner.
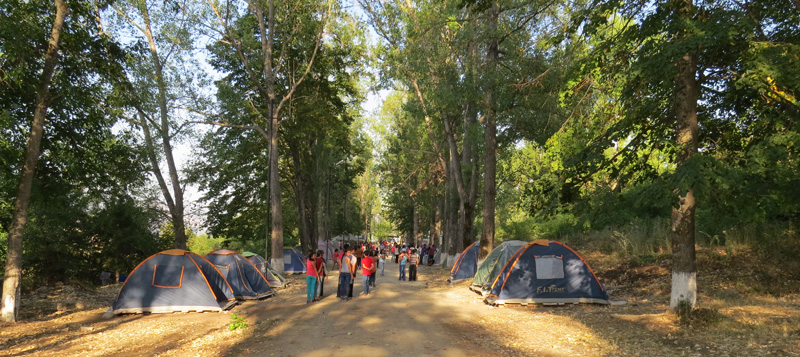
[
  {"x1": 305, "y1": 250, "x2": 328, "y2": 304},
  {"x1": 391, "y1": 243, "x2": 436, "y2": 267},
  {"x1": 331, "y1": 244, "x2": 386, "y2": 300},
  {"x1": 305, "y1": 241, "x2": 437, "y2": 303}
]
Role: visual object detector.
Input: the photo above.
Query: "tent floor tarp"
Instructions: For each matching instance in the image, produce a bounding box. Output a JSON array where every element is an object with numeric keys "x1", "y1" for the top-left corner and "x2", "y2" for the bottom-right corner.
[{"x1": 114, "y1": 300, "x2": 237, "y2": 314}]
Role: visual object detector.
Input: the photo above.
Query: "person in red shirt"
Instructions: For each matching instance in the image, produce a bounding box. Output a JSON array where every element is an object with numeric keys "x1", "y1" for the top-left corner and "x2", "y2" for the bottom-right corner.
[
  {"x1": 314, "y1": 250, "x2": 326, "y2": 301},
  {"x1": 332, "y1": 249, "x2": 341, "y2": 270},
  {"x1": 361, "y1": 251, "x2": 375, "y2": 295},
  {"x1": 306, "y1": 252, "x2": 319, "y2": 303}
]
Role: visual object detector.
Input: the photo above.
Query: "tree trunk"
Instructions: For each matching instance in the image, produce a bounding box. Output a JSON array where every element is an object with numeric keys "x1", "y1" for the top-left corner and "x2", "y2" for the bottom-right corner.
[
  {"x1": 317, "y1": 185, "x2": 327, "y2": 250},
  {"x1": 290, "y1": 143, "x2": 311, "y2": 251},
  {"x1": 412, "y1": 203, "x2": 419, "y2": 247},
  {"x1": 429, "y1": 201, "x2": 438, "y2": 249},
  {"x1": 444, "y1": 172, "x2": 459, "y2": 266},
  {"x1": 480, "y1": 1, "x2": 499, "y2": 259},
  {"x1": 140, "y1": 1, "x2": 186, "y2": 250},
  {"x1": 443, "y1": 116, "x2": 470, "y2": 255},
  {"x1": 669, "y1": 0, "x2": 699, "y2": 310},
  {"x1": 2, "y1": 0, "x2": 68, "y2": 323},
  {"x1": 268, "y1": 112, "x2": 285, "y2": 273},
  {"x1": 436, "y1": 196, "x2": 443, "y2": 248},
  {"x1": 306, "y1": 178, "x2": 319, "y2": 252}
]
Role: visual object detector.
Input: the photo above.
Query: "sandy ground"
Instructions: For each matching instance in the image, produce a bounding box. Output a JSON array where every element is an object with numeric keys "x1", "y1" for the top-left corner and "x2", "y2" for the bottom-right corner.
[
  {"x1": 230, "y1": 263, "x2": 498, "y2": 356},
  {"x1": 1, "y1": 251, "x2": 799, "y2": 356}
]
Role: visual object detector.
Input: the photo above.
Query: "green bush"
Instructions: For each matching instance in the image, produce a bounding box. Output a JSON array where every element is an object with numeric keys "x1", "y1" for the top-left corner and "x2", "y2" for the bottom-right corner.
[{"x1": 228, "y1": 313, "x2": 249, "y2": 331}]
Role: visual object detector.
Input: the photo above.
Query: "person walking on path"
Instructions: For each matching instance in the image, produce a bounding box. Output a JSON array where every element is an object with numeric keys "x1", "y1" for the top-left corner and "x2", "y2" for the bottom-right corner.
[
  {"x1": 355, "y1": 246, "x2": 364, "y2": 270},
  {"x1": 332, "y1": 249, "x2": 341, "y2": 270},
  {"x1": 394, "y1": 244, "x2": 400, "y2": 263},
  {"x1": 306, "y1": 252, "x2": 319, "y2": 304},
  {"x1": 379, "y1": 249, "x2": 386, "y2": 277},
  {"x1": 427, "y1": 245, "x2": 436, "y2": 266},
  {"x1": 315, "y1": 249, "x2": 327, "y2": 300},
  {"x1": 337, "y1": 245, "x2": 355, "y2": 301},
  {"x1": 398, "y1": 249, "x2": 408, "y2": 281},
  {"x1": 348, "y1": 248, "x2": 356, "y2": 298},
  {"x1": 408, "y1": 248, "x2": 420, "y2": 281},
  {"x1": 361, "y1": 251, "x2": 375, "y2": 295}
]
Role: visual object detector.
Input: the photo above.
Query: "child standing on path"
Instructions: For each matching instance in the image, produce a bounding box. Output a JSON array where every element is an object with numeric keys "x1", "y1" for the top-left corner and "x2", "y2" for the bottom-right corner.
[
  {"x1": 408, "y1": 248, "x2": 420, "y2": 281},
  {"x1": 361, "y1": 252, "x2": 375, "y2": 295},
  {"x1": 337, "y1": 245, "x2": 355, "y2": 301},
  {"x1": 379, "y1": 249, "x2": 386, "y2": 277},
  {"x1": 306, "y1": 252, "x2": 319, "y2": 304},
  {"x1": 398, "y1": 249, "x2": 408, "y2": 281},
  {"x1": 315, "y1": 249, "x2": 326, "y2": 300}
]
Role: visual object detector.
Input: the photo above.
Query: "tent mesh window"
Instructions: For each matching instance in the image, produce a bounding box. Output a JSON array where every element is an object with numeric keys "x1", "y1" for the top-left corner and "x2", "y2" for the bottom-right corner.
[
  {"x1": 534, "y1": 255, "x2": 564, "y2": 280},
  {"x1": 283, "y1": 253, "x2": 293, "y2": 264},
  {"x1": 152, "y1": 265, "x2": 184, "y2": 288}
]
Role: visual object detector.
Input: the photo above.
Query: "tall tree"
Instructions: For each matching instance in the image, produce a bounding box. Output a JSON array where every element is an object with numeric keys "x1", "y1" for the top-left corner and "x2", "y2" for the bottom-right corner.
[
  {"x1": 564, "y1": 0, "x2": 799, "y2": 310},
  {"x1": 1, "y1": 0, "x2": 68, "y2": 323},
  {"x1": 480, "y1": 0, "x2": 500, "y2": 259},
  {"x1": 108, "y1": 0, "x2": 206, "y2": 250},
  {"x1": 669, "y1": 0, "x2": 700, "y2": 310},
  {"x1": 204, "y1": 0, "x2": 331, "y2": 273}
]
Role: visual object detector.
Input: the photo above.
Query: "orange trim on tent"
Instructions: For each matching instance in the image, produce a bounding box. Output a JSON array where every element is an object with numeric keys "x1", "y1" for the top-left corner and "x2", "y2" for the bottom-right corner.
[
  {"x1": 531, "y1": 239, "x2": 550, "y2": 246},
  {"x1": 242, "y1": 253, "x2": 272, "y2": 288},
  {"x1": 161, "y1": 249, "x2": 187, "y2": 255},
  {"x1": 451, "y1": 242, "x2": 478, "y2": 276},
  {"x1": 187, "y1": 253, "x2": 235, "y2": 302},
  {"x1": 151, "y1": 265, "x2": 184, "y2": 288},
  {"x1": 113, "y1": 250, "x2": 182, "y2": 303},
  {"x1": 498, "y1": 242, "x2": 535, "y2": 293},
  {"x1": 488, "y1": 243, "x2": 531, "y2": 292},
  {"x1": 551, "y1": 241, "x2": 605, "y2": 291}
]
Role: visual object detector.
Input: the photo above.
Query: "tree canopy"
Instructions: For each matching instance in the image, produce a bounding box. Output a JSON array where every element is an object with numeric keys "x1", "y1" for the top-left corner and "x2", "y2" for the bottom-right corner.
[{"x1": 1, "y1": 0, "x2": 798, "y2": 321}]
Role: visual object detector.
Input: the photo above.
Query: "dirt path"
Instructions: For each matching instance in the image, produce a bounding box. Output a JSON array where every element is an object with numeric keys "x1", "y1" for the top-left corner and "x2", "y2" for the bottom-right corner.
[{"x1": 229, "y1": 263, "x2": 496, "y2": 356}]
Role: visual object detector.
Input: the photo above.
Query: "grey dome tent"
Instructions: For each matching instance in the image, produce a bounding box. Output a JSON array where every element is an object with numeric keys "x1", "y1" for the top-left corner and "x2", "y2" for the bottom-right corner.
[
  {"x1": 242, "y1": 251, "x2": 286, "y2": 288},
  {"x1": 205, "y1": 249, "x2": 276, "y2": 300},
  {"x1": 470, "y1": 240, "x2": 527, "y2": 295},
  {"x1": 449, "y1": 241, "x2": 480, "y2": 282},
  {"x1": 112, "y1": 249, "x2": 237, "y2": 314},
  {"x1": 486, "y1": 240, "x2": 609, "y2": 305}
]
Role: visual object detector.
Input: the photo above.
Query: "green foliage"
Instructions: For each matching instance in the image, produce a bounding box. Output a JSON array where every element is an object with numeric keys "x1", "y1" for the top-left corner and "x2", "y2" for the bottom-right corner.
[
  {"x1": 192, "y1": 0, "x2": 368, "y2": 254},
  {"x1": 228, "y1": 313, "x2": 249, "y2": 331},
  {"x1": 21, "y1": 193, "x2": 163, "y2": 286},
  {"x1": 506, "y1": 0, "x2": 800, "y2": 258},
  {"x1": 0, "y1": 0, "x2": 168, "y2": 288},
  {"x1": 187, "y1": 233, "x2": 225, "y2": 256}
]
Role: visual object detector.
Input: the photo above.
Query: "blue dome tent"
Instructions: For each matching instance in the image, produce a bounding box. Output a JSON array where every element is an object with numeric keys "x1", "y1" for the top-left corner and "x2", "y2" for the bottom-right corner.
[
  {"x1": 242, "y1": 251, "x2": 286, "y2": 288},
  {"x1": 486, "y1": 240, "x2": 609, "y2": 305},
  {"x1": 205, "y1": 249, "x2": 276, "y2": 300},
  {"x1": 112, "y1": 249, "x2": 237, "y2": 314},
  {"x1": 449, "y1": 241, "x2": 480, "y2": 282},
  {"x1": 283, "y1": 247, "x2": 307, "y2": 274}
]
